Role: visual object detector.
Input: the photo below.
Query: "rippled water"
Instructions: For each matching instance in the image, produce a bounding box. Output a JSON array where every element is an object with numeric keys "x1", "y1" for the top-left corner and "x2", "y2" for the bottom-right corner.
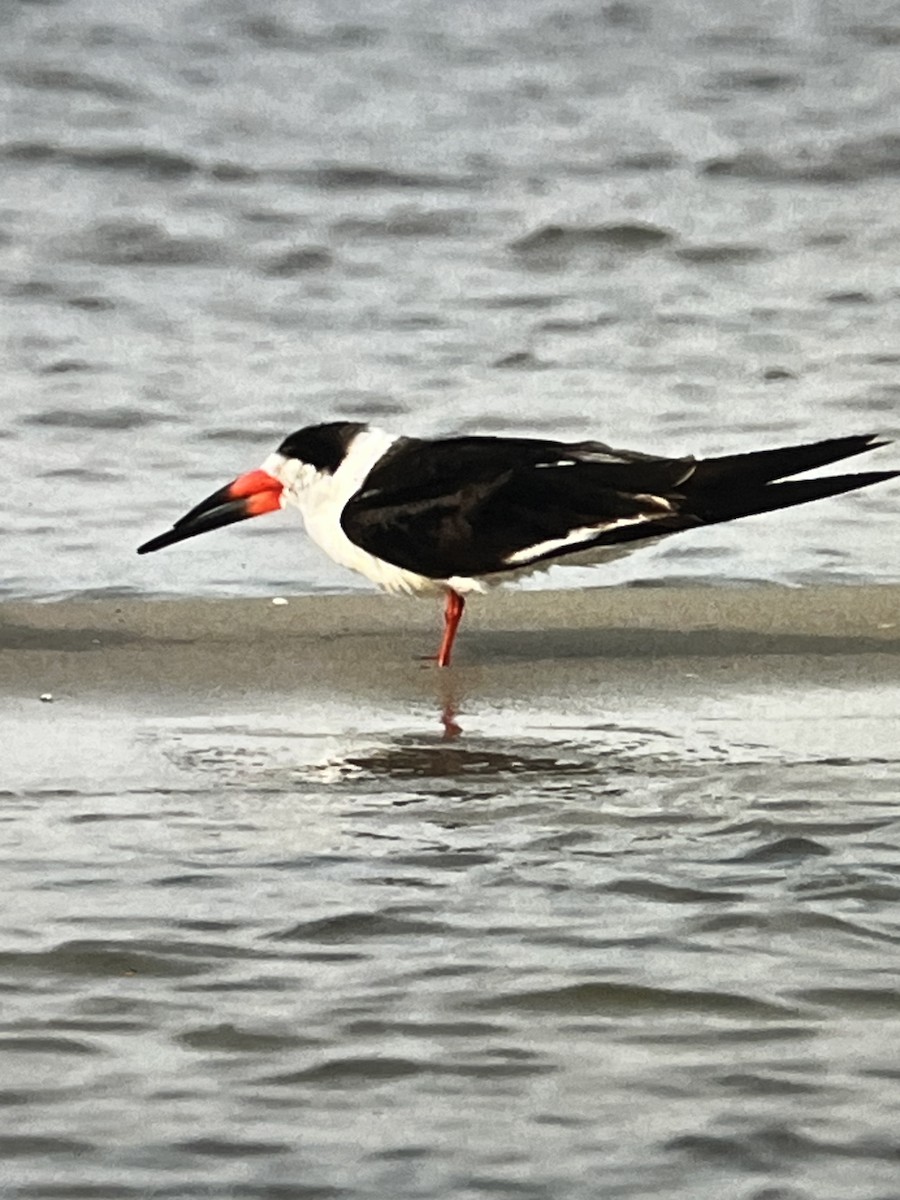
[
  {"x1": 4, "y1": 1, "x2": 900, "y2": 1195},
  {"x1": 2, "y1": 0, "x2": 899, "y2": 598},
  {"x1": 1, "y1": 658, "x2": 899, "y2": 1197}
]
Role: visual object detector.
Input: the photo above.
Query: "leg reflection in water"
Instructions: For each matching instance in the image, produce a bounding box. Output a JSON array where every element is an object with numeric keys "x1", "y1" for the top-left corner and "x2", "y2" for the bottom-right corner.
[{"x1": 436, "y1": 670, "x2": 463, "y2": 740}]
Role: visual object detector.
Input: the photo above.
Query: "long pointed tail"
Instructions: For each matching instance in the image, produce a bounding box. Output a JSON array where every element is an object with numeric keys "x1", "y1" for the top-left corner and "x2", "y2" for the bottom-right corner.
[
  {"x1": 597, "y1": 433, "x2": 895, "y2": 548},
  {"x1": 689, "y1": 468, "x2": 898, "y2": 526},
  {"x1": 689, "y1": 433, "x2": 891, "y2": 490}
]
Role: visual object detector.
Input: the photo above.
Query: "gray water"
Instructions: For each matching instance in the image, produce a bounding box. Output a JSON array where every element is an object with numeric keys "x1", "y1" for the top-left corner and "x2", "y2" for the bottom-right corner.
[
  {"x1": 4, "y1": 662, "x2": 900, "y2": 1199},
  {"x1": 1, "y1": 0, "x2": 899, "y2": 598},
  {"x1": 3, "y1": 1, "x2": 900, "y2": 1196}
]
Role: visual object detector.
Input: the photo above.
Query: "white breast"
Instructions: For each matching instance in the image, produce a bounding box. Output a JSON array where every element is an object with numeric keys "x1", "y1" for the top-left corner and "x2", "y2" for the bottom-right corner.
[{"x1": 261, "y1": 430, "x2": 442, "y2": 596}]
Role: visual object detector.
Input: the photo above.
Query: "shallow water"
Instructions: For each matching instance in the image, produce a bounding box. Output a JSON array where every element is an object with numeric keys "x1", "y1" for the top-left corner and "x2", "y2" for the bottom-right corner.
[
  {"x1": 4, "y1": 666, "x2": 900, "y2": 1198},
  {"x1": 1, "y1": 0, "x2": 899, "y2": 599}
]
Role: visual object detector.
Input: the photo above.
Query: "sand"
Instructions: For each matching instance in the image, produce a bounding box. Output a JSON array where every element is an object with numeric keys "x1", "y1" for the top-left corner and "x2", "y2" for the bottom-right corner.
[
  {"x1": 2, "y1": 584, "x2": 898, "y2": 798},
  {"x1": 1, "y1": 586, "x2": 898, "y2": 703}
]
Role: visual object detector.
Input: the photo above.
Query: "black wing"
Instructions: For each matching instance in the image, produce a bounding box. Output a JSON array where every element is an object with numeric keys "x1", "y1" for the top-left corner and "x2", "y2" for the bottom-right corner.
[
  {"x1": 340, "y1": 432, "x2": 896, "y2": 580},
  {"x1": 339, "y1": 435, "x2": 694, "y2": 578}
]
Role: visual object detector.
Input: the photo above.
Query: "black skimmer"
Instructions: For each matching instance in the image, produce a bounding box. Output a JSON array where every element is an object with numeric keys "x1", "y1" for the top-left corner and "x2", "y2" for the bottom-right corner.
[{"x1": 138, "y1": 425, "x2": 896, "y2": 666}]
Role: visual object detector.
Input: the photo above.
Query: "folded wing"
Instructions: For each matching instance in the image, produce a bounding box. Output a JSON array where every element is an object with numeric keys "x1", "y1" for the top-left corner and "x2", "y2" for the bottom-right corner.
[
  {"x1": 340, "y1": 432, "x2": 896, "y2": 580},
  {"x1": 339, "y1": 435, "x2": 692, "y2": 577}
]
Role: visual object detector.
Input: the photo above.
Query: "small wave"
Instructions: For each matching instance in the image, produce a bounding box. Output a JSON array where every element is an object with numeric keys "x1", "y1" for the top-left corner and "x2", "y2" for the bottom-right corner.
[
  {"x1": 208, "y1": 161, "x2": 259, "y2": 181},
  {"x1": 824, "y1": 290, "x2": 874, "y2": 305},
  {"x1": 332, "y1": 210, "x2": 472, "y2": 238},
  {"x1": 604, "y1": 879, "x2": 743, "y2": 904},
  {"x1": 703, "y1": 133, "x2": 900, "y2": 184},
  {"x1": 730, "y1": 836, "x2": 831, "y2": 862},
  {"x1": 1, "y1": 141, "x2": 60, "y2": 163},
  {"x1": 22, "y1": 406, "x2": 161, "y2": 431},
  {"x1": 668, "y1": 1124, "x2": 900, "y2": 1168},
  {"x1": 238, "y1": 16, "x2": 380, "y2": 51},
  {"x1": 290, "y1": 164, "x2": 483, "y2": 191},
  {"x1": 268, "y1": 910, "x2": 454, "y2": 942},
  {"x1": 8, "y1": 64, "x2": 139, "y2": 101},
  {"x1": 36, "y1": 358, "x2": 95, "y2": 375},
  {"x1": 492, "y1": 350, "x2": 551, "y2": 370},
  {"x1": 3, "y1": 278, "x2": 59, "y2": 302},
  {"x1": 467, "y1": 981, "x2": 793, "y2": 1018},
  {"x1": 1, "y1": 142, "x2": 485, "y2": 195},
  {"x1": 476, "y1": 293, "x2": 567, "y2": 310},
  {"x1": 322, "y1": 23, "x2": 382, "y2": 48},
  {"x1": 385, "y1": 314, "x2": 445, "y2": 329},
  {"x1": 200, "y1": 427, "x2": 286, "y2": 444},
  {"x1": 260, "y1": 247, "x2": 334, "y2": 276},
  {"x1": 510, "y1": 222, "x2": 674, "y2": 254},
  {"x1": 795, "y1": 986, "x2": 900, "y2": 1014},
  {"x1": 67, "y1": 220, "x2": 223, "y2": 267},
  {"x1": 67, "y1": 295, "x2": 115, "y2": 311},
  {"x1": 848, "y1": 24, "x2": 900, "y2": 46},
  {"x1": 39, "y1": 467, "x2": 124, "y2": 482},
  {"x1": 267, "y1": 1051, "x2": 552, "y2": 1085},
  {"x1": 762, "y1": 367, "x2": 797, "y2": 381},
  {"x1": 1, "y1": 141, "x2": 197, "y2": 179},
  {"x1": 612, "y1": 150, "x2": 680, "y2": 171},
  {"x1": 0, "y1": 1035, "x2": 100, "y2": 1056},
  {"x1": 0, "y1": 1135, "x2": 94, "y2": 1159},
  {"x1": 538, "y1": 314, "x2": 618, "y2": 332},
  {"x1": 68, "y1": 146, "x2": 197, "y2": 179},
  {"x1": 263, "y1": 1055, "x2": 423, "y2": 1085},
  {"x1": 675, "y1": 244, "x2": 767, "y2": 265},
  {"x1": 173, "y1": 1137, "x2": 287, "y2": 1158},
  {"x1": 0, "y1": 940, "x2": 207, "y2": 979},
  {"x1": 392, "y1": 851, "x2": 496, "y2": 869},
  {"x1": 335, "y1": 395, "x2": 408, "y2": 414},
  {"x1": 177, "y1": 1023, "x2": 314, "y2": 1053},
  {"x1": 238, "y1": 208, "x2": 300, "y2": 227},
  {"x1": 697, "y1": 29, "x2": 788, "y2": 52},
  {"x1": 707, "y1": 68, "x2": 799, "y2": 93},
  {"x1": 237, "y1": 15, "x2": 309, "y2": 48}
]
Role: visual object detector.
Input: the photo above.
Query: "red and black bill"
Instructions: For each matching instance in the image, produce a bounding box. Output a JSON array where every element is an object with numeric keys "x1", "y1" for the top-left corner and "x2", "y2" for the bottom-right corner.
[{"x1": 137, "y1": 469, "x2": 283, "y2": 555}]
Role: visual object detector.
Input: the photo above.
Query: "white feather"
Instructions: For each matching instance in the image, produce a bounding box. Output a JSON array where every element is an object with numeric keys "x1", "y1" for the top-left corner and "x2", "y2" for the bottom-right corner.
[
  {"x1": 262, "y1": 431, "x2": 440, "y2": 596},
  {"x1": 503, "y1": 513, "x2": 662, "y2": 567}
]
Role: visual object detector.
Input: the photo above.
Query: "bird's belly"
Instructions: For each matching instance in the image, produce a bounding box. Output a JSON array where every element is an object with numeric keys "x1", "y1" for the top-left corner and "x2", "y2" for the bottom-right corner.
[{"x1": 302, "y1": 512, "x2": 439, "y2": 596}]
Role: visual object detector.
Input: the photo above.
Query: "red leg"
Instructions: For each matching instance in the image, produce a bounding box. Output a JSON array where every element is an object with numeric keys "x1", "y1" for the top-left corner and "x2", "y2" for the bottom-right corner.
[{"x1": 436, "y1": 589, "x2": 465, "y2": 668}]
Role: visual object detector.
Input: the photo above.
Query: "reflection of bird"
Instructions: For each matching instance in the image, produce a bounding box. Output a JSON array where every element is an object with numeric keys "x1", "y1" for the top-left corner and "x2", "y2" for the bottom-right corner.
[{"x1": 138, "y1": 424, "x2": 896, "y2": 667}]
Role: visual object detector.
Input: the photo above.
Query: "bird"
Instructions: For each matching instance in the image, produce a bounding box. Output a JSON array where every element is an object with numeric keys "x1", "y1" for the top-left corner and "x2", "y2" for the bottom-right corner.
[{"x1": 137, "y1": 424, "x2": 896, "y2": 667}]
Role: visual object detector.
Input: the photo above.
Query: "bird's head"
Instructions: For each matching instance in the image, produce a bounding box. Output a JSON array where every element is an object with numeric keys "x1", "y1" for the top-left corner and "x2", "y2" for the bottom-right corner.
[{"x1": 136, "y1": 421, "x2": 368, "y2": 555}]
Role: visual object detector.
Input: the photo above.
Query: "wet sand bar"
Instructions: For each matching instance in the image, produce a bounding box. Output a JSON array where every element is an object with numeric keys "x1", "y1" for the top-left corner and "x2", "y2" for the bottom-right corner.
[{"x1": 1, "y1": 586, "x2": 898, "y2": 701}]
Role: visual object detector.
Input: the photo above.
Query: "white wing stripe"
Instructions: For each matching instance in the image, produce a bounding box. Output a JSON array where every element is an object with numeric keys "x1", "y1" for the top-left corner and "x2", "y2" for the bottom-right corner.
[{"x1": 503, "y1": 514, "x2": 658, "y2": 566}]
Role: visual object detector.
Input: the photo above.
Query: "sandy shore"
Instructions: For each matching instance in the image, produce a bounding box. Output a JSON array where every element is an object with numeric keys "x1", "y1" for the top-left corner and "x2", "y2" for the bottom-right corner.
[{"x1": 1, "y1": 586, "x2": 898, "y2": 702}]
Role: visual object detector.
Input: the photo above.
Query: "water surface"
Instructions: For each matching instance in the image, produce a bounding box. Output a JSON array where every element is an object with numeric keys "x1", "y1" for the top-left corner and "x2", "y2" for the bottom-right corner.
[{"x1": 3, "y1": 660, "x2": 900, "y2": 1198}]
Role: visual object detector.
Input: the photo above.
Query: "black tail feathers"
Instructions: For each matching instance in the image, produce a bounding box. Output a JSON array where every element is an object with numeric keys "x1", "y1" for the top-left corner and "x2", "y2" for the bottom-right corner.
[
  {"x1": 686, "y1": 433, "x2": 895, "y2": 525},
  {"x1": 595, "y1": 434, "x2": 895, "y2": 548},
  {"x1": 691, "y1": 468, "x2": 898, "y2": 527},
  {"x1": 690, "y1": 433, "x2": 889, "y2": 490}
]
